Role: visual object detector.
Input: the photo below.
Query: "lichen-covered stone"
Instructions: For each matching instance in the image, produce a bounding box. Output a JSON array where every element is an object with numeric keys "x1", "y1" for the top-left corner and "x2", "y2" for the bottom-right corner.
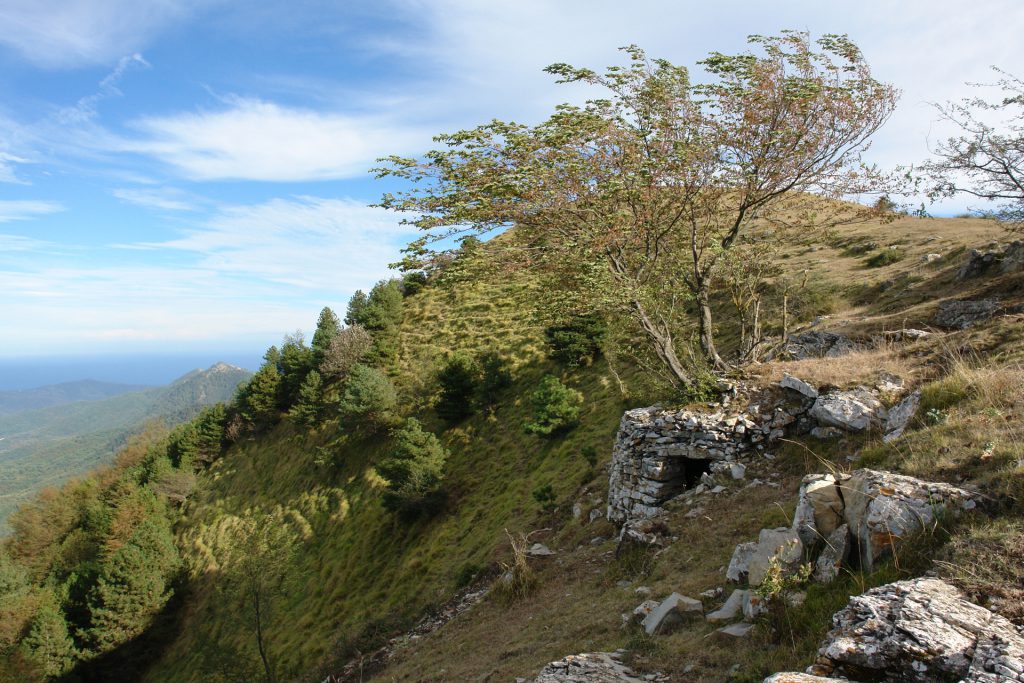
[
  {"x1": 531, "y1": 652, "x2": 663, "y2": 682},
  {"x1": 843, "y1": 469, "x2": 978, "y2": 572},
  {"x1": 792, "y1": 474, "x2": 846, "y2": 549},
  {"x1": 883, "y1": 390, "x2": 920, "y2": 443},
  {"x1": 809, "y1": 578, "x2": 1024, "y2": 682},
  {"x1": 809, "y1": 388, "x2": 887, "y2": 432},
  {"x1": 934, "y1": 298, "x2": 1001, "y2": 329},
  {"x1": 813, "y1": 524, "x2": 850, "y2": 584}
]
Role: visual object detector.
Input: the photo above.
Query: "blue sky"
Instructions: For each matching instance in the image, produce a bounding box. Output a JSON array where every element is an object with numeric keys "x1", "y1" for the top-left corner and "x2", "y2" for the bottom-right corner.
[{"x1": 1, "y1": 0, "x2": 1022, "y2": 362}]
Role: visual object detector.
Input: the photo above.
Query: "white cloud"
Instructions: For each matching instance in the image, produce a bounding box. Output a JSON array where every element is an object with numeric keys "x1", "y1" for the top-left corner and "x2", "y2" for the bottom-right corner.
[
  {"x1": 146, "y1": 195, "x2": 412, "y2": 289},
  {"x1": 57, "y1": 53, "x2": 150, "y2": 124},
  {"x1": 0, "y1": 234, "x2": 53, "y2": 251},
  {"x1": 0, "y1": 200, "x2": 63, "y2": 222},
  {"x1": 0, "y1": 0, "x2": 200, "y2": 68},
  {"x1": 111, "y1": 187, "x2": 198, "y2": 211},
  {"x1": 123, "y1": 97, "x2": 430, "y2": 181}
]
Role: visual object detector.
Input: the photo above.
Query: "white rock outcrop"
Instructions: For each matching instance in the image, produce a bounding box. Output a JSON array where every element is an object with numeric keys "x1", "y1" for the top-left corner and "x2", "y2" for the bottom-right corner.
[{"x1": 530, "y1": 652, "x2": 665, "y2": 682}]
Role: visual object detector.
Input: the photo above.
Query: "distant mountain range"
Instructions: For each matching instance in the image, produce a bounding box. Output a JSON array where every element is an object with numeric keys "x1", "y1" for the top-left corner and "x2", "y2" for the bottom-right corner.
[
  {"x1": 0, "y1": 362, "x2": 252, "y2": 533},
  {"x1": 0, "y1": 379, "x2": 150, "y2": 415}
]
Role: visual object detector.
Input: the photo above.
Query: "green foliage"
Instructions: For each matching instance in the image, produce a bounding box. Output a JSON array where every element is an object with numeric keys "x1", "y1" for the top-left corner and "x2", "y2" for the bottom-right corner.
[
  {"x1": 544, "y1": 314, "x2": 606, "y2": 367},
  {"x1": 338, "y1": 364, "x2": 397, "y2": 429},
  {"x1": 289, "y1": 370, "x2": 325, "y2": 428},
  {"x1": 237, "y1": 352, "x2": 282, "y2": 429},
  {"x1": 20, "y1": 602, "x2": 76, "y2": 678},
  {"x1": 346, "y1": 280, "x2": 404, "y2": 363},
  {"x1": 531, "y1": 483, "x2": 556, "y2": 512},
  {"x1": 401, "y1": 271, "x2": 428, "y2": 296},
  {"x1": 477, "y1": 352, "x2": 513, "y2": 407},
  {"x1": 865, "y1": 248, "x2": 904, "y2": 267},
  {"x1": 377, "y1": 418, "x2": 449, "y2": 514},
  {"x1": 523, "y1": 375, "x2": 583, "y2": 436},
  {"x1": 85, "y1": 516, "x2": 180, "y2": 654},
  {"x1": 311, "y1": 307, "x2": 342, "y2": 368},
  {"x1": 435, "y1": 352, "x2": 481, "y2": 423},
  {"x1": 581, "y1": 445, "x2": 598, "y2": 468},
  {"x1": 277, "y1": 333, "x2": 314, "y2": 410}
]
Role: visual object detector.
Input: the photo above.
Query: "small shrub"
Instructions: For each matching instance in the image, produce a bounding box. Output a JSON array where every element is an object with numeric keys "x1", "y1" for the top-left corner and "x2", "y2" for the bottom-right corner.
[
  {"x1": 493, "y1": 531, "x2": 536, "y2": 604},
  {"x1": 477, "y1": 352, "x2": 512, "y2": 407},
  {"x1": 523, "y1": 375, "x2": 583, "y2": 436},
  {"x1": 376, "y1": 418, "x2": 448, "y2": 515},
  {"x1": 454, "y1": 562, "x2": 483, "y2": 589},
  {"x1": 925, "y1": 407, "x2": 948, "y2": 425},
  {"x1": 581, "y1": 445, "x2": 598, "y2": 468},
  {"x1": 435, "y1": 352, "x2": 481, "y2": 422},
  {"x1": 865, "y1": 248, "x2": 904, "y2": 268},
  {"x1": 532, "y1": 484, "x2": 556, "y2": 512},
  {"x1": 544, "y1": 313, "x2": 606, "y2": 367}
]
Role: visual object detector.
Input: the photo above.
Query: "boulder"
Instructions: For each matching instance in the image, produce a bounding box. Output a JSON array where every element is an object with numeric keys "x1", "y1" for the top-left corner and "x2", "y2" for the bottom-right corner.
[
  {"x1": 531, "y1": 652, "x2": 655, "y2": 682},
  {"x1": 813, "y1": 524, "x2": 850, "y2": 584},
  {"x1": 842, "y1": 469, "x2": 978, "y2": 572},
  {"x1": 785, "y1": 332, "x2": 858, "y2": 360},
  {"x1": 809, "y1": 578, "x2": 1024, "y2": 682},
  {"x1": 883, "y1": 390, "x2": 920, "y2": 443},
  {"x1": 642, "y1": 592, "x2": 703, "y2": 635},
  {"x1": 716, "y1": 622, "x2": 754, "y2": 638},
  {"x1": 764, "y1": 675, "x2": 853, "y2": 683},
  {"x1": 527, "y1": 543, "x2": 555, "y2": 557},
  {"x1": 934, "y1": 299, "x2": 1000, "y2": 329},
  {"x1": 747, "y1": 528, "x2": 804, "y2": 587},
  {"x1": 631, "y1": 599, "x2": 659, "y2": 624},
  {"x1": 958, "y1": 240, "x2": 1024, "y2": 279},
  {"x1": 780, "y1": 374, "x2": 819, "y2": 399},
  {"x1": 726, "y1": 542, "x2": 758, "y2": 583},
  {"x1": 706, "y1": 589, "x2": 747, "y2": 623},
  {"x1": 792, "y1": 474, "x2": 847, "y2": 549},
  {"x1": 809, "y1": 388, "x2": 887, "y2": 432},
  {"x1": 743, "y1": 591, "x2": 767, "y2": 620}
]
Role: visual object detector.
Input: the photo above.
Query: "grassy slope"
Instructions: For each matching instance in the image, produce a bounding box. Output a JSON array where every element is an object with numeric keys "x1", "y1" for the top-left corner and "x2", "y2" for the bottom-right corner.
[{"x1": 149, "y1": 214, "x2": 1023, "y2": 682}]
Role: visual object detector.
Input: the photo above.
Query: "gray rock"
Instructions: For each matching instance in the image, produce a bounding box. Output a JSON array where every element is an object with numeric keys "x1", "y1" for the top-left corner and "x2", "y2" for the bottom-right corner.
[
  {"x1": 730, "y1": 463, "x2": 747, "y2": 480},
  {"x1": 922, "y1": 252, "x2": 942, "y2": 263},
  {"x1": 809, "y1": 578, "x2": 1024, "y2": 682},
  {"x1": 747, "y1": 528, "x2": 804, "y2": 587},
  {"x1": 813, "y1": 524, "x2": 850, "y2": 584},
  {"x1": 743, "y1": 591, "x2": 767, "y2": 620},
  {"x1": 780, "y1": 374, "x2": 819, "y2": 399},
  {"x1": 727, "y1": 542, "x2": 757, "y2": 583},
  {"x1": 934, "y1": 299, "x2": 1000, "y2": 329},
  {"x1": 642, "y1": 592, "x2": 703, "y2": 635},
  {"x1": 792, "y1": 474, "x2": 846, "y2": 549},
  {"x1": 706, "y1": 589, "x2": 747, "y2": 623},
  {"x1": 763, "y1": 675, "x2": 852, "y2": 683},
  {"x1": 632, "y1": 599, "x2": 659, "y2": 624},
  {"x1": 809, "y1": 426, "x2": 844, "y2": 440},
  {"x1": 842, "y1": 469, "x2": 978, "y2": 573},
  {"x1": 785, "y1": 332, "x2": 859, "y2": 360},
  {"x1": 958, "y1": 241, "x2": 1024, "y2": 279},
  {"x1": 883, "y1": 390, "x2": 920, "y2": 443},
  {"x1": 527, "y1": 543, "x2": 555, "y2": 557},
  {"x1": 589, "y1": 508, "x2": 604, "y2": 524},
  {"x1": 809, "y1": 387, "x2": 887, "y2": 432},
  {"x1": 531, "y1": 652, "x2": 654, "y2": 682},
  {"x1": 716, "y1": 622, "x2": 755, "y2": 638}
]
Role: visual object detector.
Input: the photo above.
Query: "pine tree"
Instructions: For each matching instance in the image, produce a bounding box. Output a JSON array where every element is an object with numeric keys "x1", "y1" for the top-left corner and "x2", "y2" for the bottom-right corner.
[
  {"x1": 311, "y1": 307, "x2": 341, "y2": 368},
  {"x1": 377, "y1": 418, "x2": 448, "y2": 514},
  {"x1": 435, "y1": 353, "x2": 480, "y2": 422},
  {"x1": 277, "y1": 333, "x2": 313, "y2": 410},
  {"x1": 20, "y1": 602, "x2": 75, "y2": 678},
  {"x1": 344, "y1": 290, "x2": 369, "y2": 326},
  {"x1": 289, "y1": 370, "x2": 324, "y2": 427},
  {"x1": 338, "y1": 365, "x2": 396, "y2": 429}
]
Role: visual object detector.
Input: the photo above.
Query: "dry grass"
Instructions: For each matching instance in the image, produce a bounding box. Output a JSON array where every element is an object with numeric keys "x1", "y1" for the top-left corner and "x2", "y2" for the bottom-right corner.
[{"x1": 748, "y1": 344, "x2": 922, "y2": 391}]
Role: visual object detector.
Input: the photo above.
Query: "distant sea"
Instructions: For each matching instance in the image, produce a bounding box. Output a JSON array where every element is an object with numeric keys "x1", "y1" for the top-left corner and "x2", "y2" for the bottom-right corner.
[{"x1": 0, "y1": 353, "x2": 261, "y2": 390}]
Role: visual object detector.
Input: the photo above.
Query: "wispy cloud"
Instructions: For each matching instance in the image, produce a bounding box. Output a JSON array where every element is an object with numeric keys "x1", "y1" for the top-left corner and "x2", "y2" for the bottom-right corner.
[
  {"x1": 0, "y1": 233, "x2": 54, "y2": 251},
  {"x1": 0, "y1": 200, "x2": 63, "y2": 222},
  {"x1": 122, "y1": 97, "x2": 429, "y2": 181},
  {"x1": 0, "y1": 0, "x2": 200, "y2": 68},
  {"x1": 111, "y1": 186, "x2": 198, "y2": 212},
  {"x1": 144, "y1": 195, "x2": 411, "y2": 289},
  {"x1": 57, "y1": 53, "x2": 150, "y2": 124}
]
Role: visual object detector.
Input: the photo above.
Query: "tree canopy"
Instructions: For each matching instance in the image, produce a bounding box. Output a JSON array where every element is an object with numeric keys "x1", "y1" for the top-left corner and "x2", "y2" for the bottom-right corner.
[{"x1": 376, "y1": 32, "x2": 897, "y2": 387}]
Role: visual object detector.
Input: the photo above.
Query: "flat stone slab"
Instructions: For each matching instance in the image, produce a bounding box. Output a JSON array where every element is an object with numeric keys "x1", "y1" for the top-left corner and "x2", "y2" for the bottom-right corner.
[{"x1": 531, "y1": 652, "x2": 663, "y2": 682}]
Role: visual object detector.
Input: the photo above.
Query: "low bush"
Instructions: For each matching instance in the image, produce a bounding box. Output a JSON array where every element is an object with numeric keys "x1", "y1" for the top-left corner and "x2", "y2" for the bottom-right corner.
[{"x1": 523, "y1": 375, "x2": 583, "y2": 436}]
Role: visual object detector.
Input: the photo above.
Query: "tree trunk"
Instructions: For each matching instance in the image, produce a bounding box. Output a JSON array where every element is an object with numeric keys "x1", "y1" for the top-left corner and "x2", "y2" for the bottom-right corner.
[
  {"x1": 628, "y1": 298, "x2": 694, "y2": 390},
  {"x1": 253, "y1": 589, "x2": 275, "y2": 683},
  {"x1": 697, "y1": 287, "x2": 726, "y2": 370}
]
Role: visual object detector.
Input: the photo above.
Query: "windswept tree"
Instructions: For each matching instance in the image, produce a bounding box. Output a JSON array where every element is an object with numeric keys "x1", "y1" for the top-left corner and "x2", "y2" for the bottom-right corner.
[
  {"x1": 376, "y1": 33, "x2": 897, "y2": 387},
  {"x1": 921, "y1": 69, "x2": 1024, "y2": 233}
]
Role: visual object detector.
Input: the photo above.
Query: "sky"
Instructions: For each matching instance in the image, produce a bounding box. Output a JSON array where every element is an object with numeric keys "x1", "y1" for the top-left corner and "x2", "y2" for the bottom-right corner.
[{"x1": 1, "y1": 0, "x2": 1022, "y2": 369}]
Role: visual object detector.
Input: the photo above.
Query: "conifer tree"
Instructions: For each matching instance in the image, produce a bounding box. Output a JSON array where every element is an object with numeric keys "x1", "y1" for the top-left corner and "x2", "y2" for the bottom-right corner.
[
  {"x1": 344, "y1": 289, "x2": 369, "y2": 326},
  {"x1": 289, "y1": 370, "x2": 324, "y2": 427},
  {"x1": 311, "y1": 307, "x2": 341, "y2": 368},
  {"x1": 377, "y1": 418, "x2": 448, "y2": 513},
  {"x1": 20, "y1": 602, "x2": 76, "y2": 678}
]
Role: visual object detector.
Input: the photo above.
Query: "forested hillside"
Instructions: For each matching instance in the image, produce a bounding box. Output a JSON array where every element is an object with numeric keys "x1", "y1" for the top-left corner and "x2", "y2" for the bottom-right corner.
[
  {"x1": 0, "y1": 380, "x2": 148, "y2": 416},
  {"x1": 0, "y1": 363, "x2": 251, "y2": 533},
  {"x1": 1, "y1": 32, "x2": 1023, "y2": 683}
]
